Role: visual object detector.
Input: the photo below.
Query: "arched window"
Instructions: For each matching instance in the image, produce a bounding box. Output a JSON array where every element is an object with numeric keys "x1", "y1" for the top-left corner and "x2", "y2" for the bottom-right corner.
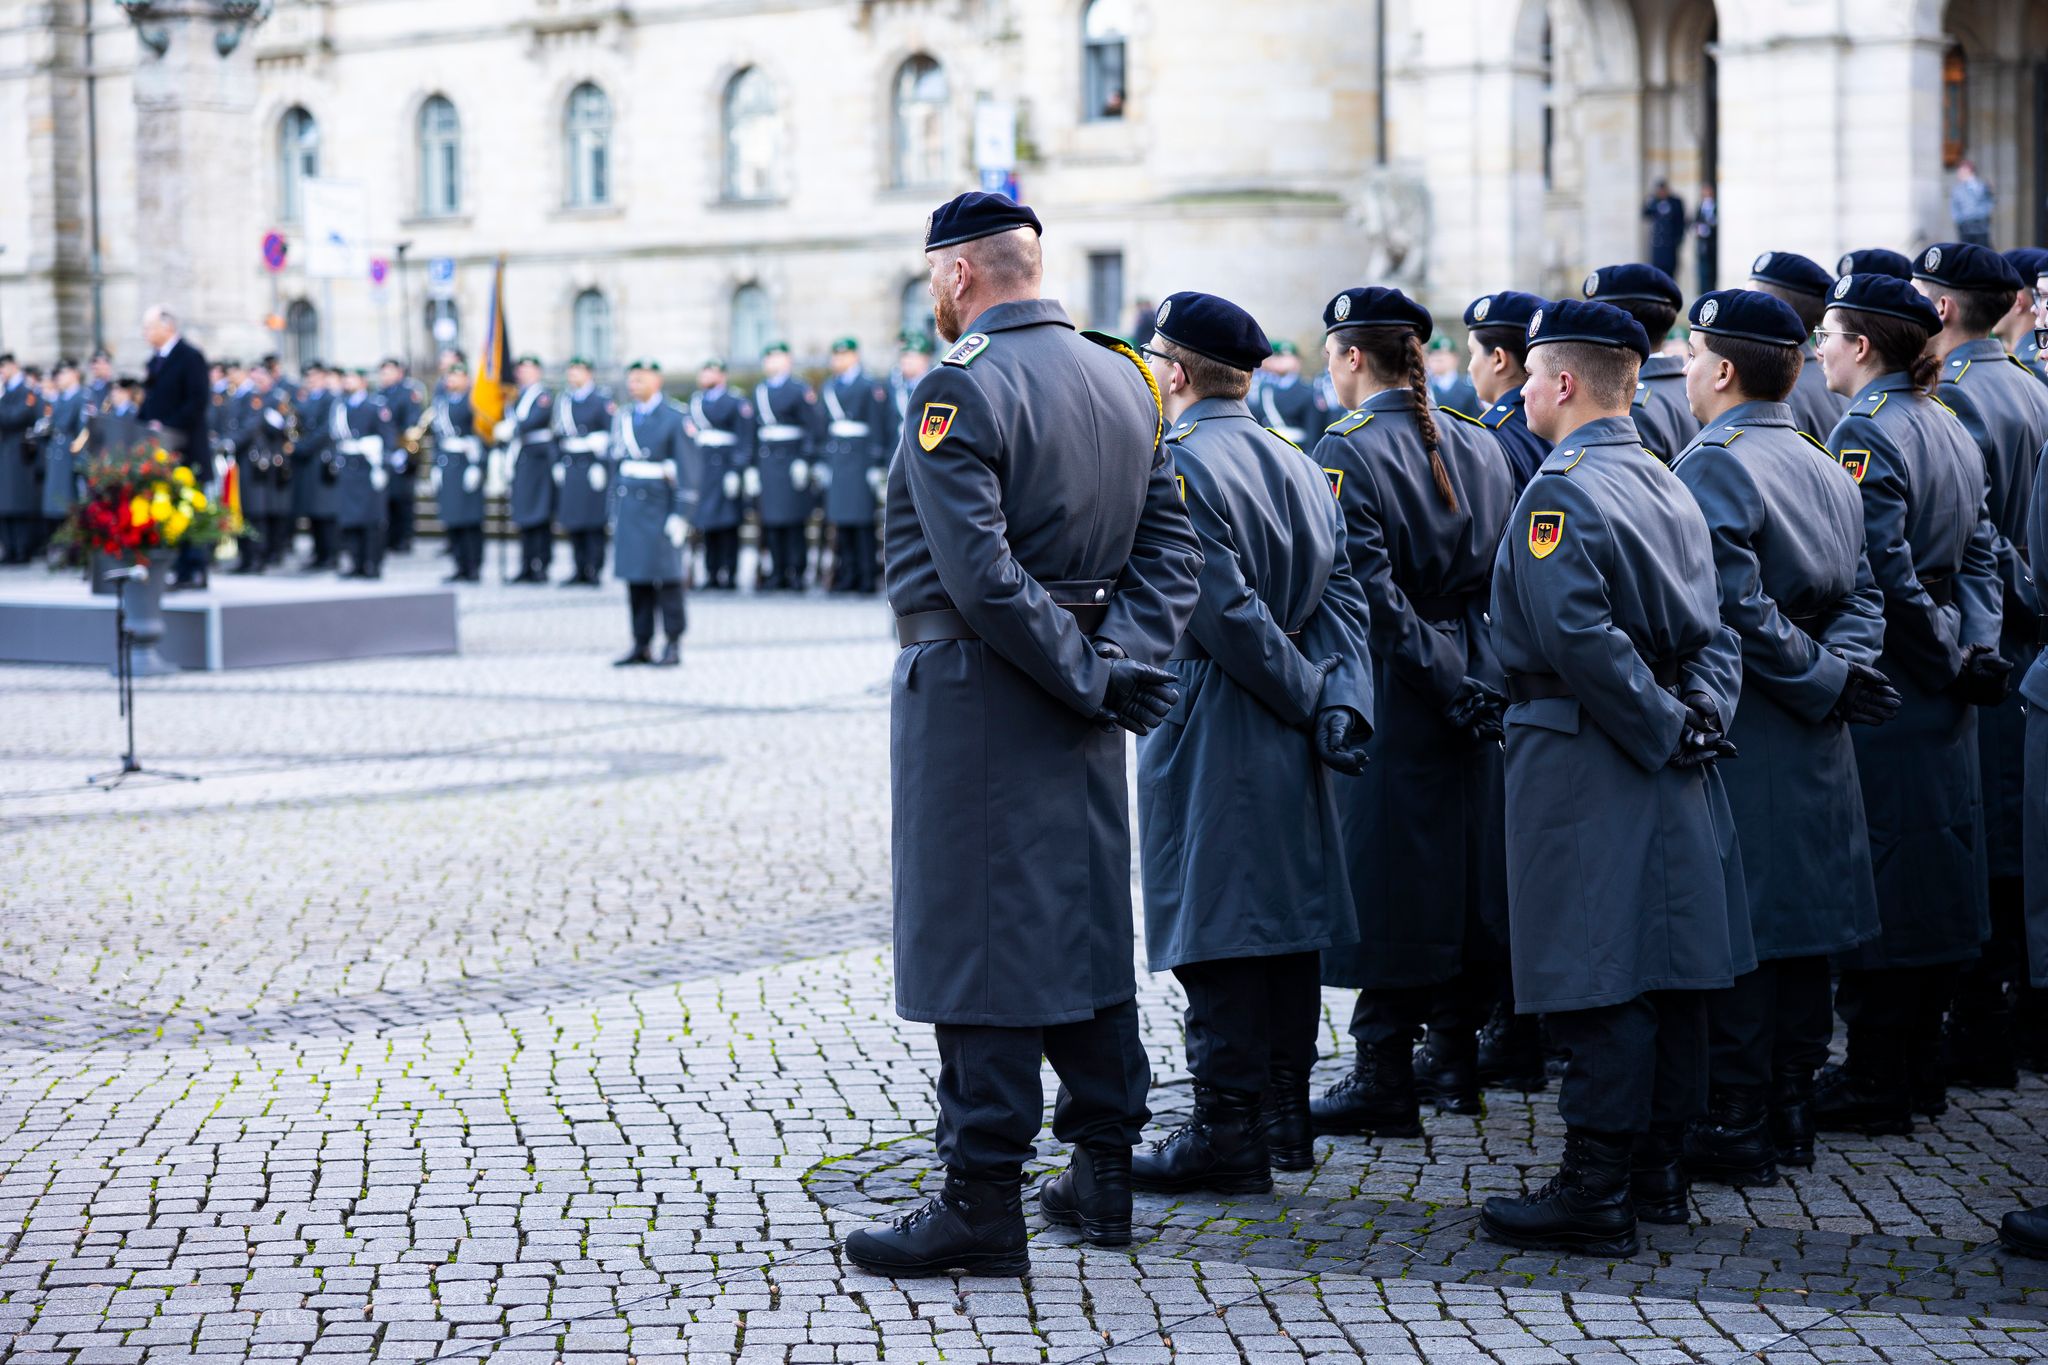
[
  {"x1": 565, "y1": 82, "x2": 612, "y2": 208},
  {"x1": 572, "y1": 289, "x2": 613, "y2": 368},
  {"x1": 722, "y1": 67, "x2": 780, "y2": 201},
  {"x1": 1942, "y1": 44, "x2": 1968, "y2": 169},
  {"x1": 418, "y1": 95, "x2": 462, "y2": 217},
  {"x1": 900, "y1": 278, "x2": 935, "y2": 350},
  {"x1": 1082, "y1": 0, "x2": 1130, "y2": 122},
  {"x1": 892, "y1": 56, "x2": 949, "y2": 189},
  {"x1": 285, "y1": 299, "x2": 320, "y2": 372},
  {"x1": 730, "y1": 284, "x2": 773, "y2": 363},
  {"x1": 278, "y1": 106, "x2": 318, "y2": 220}
]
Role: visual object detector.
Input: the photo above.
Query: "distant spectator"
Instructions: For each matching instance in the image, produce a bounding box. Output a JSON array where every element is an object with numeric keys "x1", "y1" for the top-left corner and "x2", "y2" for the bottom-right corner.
[
  {"x1": 1130, "y1": 297, "x2": 1157, "y2": 347},
  {"x1": 1694, "y1": 182, "x2": 1718, "y2": 294},
  {"x1": 1951, "y1": 159, "x2": 1994, "y2": 247},
  {"x1": 1642, "y1": 178, "x2": 1687, "y2": 280}
]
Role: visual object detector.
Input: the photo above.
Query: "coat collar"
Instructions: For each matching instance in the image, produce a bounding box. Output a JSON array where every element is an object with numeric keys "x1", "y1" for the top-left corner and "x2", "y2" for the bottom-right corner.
[
  {"x1": 1640, "y1": 352, "x2": 1685, "y2": 378},
  {"x1": 1947, "y1": 336, "x2": 2011, "y2": 365},
  {"x1": 1541, "y1": 414, "x2": 1643, "y2": 470},
  {"x1": 1852, "y1": 371, "x2": 1918, "y2": 403},
  {"x1": 1694, "y1": 399, "x2": 1794, "y2": 446},
  {"x1": 1180, "y1": 396, "x2": 1255, "y2": 425},
  {"x1": 1359, "y1": 385, "x2": 1420, "y2": 414},
  {"x1": 966, "y1": 298, "x2": 1074, "y2": 334},
  {"x1": 1485, "y1": 384, "x2": 1526, "y2": 427}
]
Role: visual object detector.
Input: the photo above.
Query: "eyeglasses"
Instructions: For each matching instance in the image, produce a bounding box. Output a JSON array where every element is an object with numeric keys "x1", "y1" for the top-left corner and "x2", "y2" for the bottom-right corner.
[
  {"x1": 1139, "y1": 346, "x2": 1178, "y2": 367},
  {"x1": 1811, "y1": 328, "x2": 1863, "y2": 348}
]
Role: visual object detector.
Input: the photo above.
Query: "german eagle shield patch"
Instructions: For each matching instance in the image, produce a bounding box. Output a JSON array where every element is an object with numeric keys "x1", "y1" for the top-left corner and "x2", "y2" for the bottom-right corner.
[{"x1": 1528, "y1": 510, "x2": 1565, "y2": 559}]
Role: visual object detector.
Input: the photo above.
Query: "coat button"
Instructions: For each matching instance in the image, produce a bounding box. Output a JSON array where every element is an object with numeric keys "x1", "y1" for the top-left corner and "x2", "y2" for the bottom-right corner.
[{"x1": 1093, "y1": 587, "x2": 1108, "y2": 603}]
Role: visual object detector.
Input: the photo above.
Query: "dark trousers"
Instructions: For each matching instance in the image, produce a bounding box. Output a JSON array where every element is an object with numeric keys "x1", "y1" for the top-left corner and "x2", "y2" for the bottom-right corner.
[
  {"x1": 1704, "y1": 955, "x2": 1832, "y2": 1090},
  {"x1": 1350, "y1": 967, "x2": 1493, "y2": 1048},
  {"x1": 627, "y1": 581, "x2": 685, "y2": 647},
  {"x1": 263, "y1": 513, "x2": 292, "y2": 568},
  {"x1": 447, "y1": 526, "x2": 484, "y2": 580},
  {"x1": 701, "y1": 527, "x2": 741, "y2": 588},
  {"x1": 763, "y1": 522, "x2": 806, "y2": 589},
  {"x1": 2, "y1": 514, "x2": 40, "y2": 563},
  {"x1": 1546, "y1": 990, "x2": 1708, "y2": 1136},
  {"x1": 173, "y1": 540, "x2": 208, "y2": 585},
  {"x1": 568, "y1": 528, "x2": 607, "y2": 583},
  {"x1": 386, "y1": 483, "x2": 416, "y2": 553},
  {"x1": 1172, "y1": 952, "x2": 1321, "y2": 1095},
  {"x1": 833, "y1": 521, "x2": 878, "y2": 593},
  {"x1": 517, "y1": 524, "x2": 553, "y2": 580},
  {"x1": 307, "y1": 517, "x2": 338, "y2": 567},
  {"x1": 1953, "y1": 876, "x2": 2031, "y2": 1022},
  {"x1": 934, "y1": 998, "x2": 1150, "y2": 1180},
  {"x1": 340, "y1": 522, "x2": 385, "y2": 578},
  {"x1": 1838, "y1": 964, "x2": 1953, "y2": 1089}
]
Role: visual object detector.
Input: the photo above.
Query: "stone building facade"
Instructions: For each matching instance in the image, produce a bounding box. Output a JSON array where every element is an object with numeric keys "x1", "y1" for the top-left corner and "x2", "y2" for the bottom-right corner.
[{"x1": 0, "y1": 0, "x2": 2040, "y2": 375}]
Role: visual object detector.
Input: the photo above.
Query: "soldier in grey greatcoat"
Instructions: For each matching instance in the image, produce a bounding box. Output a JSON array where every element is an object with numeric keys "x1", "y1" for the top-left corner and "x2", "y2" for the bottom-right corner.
[
  {"x1": 431, "y1": 363, "x2": 486, "y2": 583},
  {"x1": 843, "y1": 193, "x2": 1200, "y2": 1279},
  {"x1": 609, "y1": 360, "x2": 700, "y2": 668},
  {"x1": 818, "y1": 338, "x2": 891, "y2": 594},
  {"x1": 331, "y1": 369, "x2": 393, "y2": 580},
  {"x1": 0, "y1": 354, "x2": 44, "y2": 565},
  {"x1": 501, "y1": 356, "x2": 557, "y2": 582},
  {"x1": 1744, "y1": 252, "x2": 1850, "y2": 440},
  {"x1": 554, "y1": 358, "x2": 616, "y2": 586},
  {"x1": 751, "y1": 342, "x2": 816, "y2": 591},
  {"x1": 1583, "y1": 264, "x2": 1701, "y2": 463},
  {"x1": 685, "y1": 361, "x2": 753, "y2": 590}
]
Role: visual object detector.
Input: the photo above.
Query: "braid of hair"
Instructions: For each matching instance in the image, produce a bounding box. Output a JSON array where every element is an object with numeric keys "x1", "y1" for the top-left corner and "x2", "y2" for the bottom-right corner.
[{"x1": 1406, "y1": 335, "x2": 1457, "y2": 513}]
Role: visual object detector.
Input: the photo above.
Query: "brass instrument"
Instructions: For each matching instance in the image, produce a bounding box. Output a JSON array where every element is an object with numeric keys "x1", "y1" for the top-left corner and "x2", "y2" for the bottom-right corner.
[{"x1": 399, "y1": 411, "x2": 433, "y2": 456}]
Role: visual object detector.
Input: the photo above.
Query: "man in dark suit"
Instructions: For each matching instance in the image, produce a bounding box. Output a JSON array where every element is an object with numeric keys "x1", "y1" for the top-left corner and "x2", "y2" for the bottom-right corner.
[{"x1": 139, "y1": 306, "x2": 212, "y2": 589}]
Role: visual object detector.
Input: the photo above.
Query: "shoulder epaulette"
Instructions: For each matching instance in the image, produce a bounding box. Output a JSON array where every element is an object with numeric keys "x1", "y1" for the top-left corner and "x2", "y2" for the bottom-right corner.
[
  {"x1": 1930, "y1": 394, "x2": 1959, "y2": 418},
  {"x1": 1695, "y1": 426, "x2": 1745, "y2": 449},
  {"x1": 1796, "y1": 429, "x2": 1831, "y2": 454},
  {"x1": 1632, "y1": 382, "x2": 1649, "y2": 406},
  {"x1": 1856, "y1": 391, "x2": 1889, "y2": 417},
  {"x1": 1946, "y1": 358, "x2": 1973, "y2": 385},
  {"x1": 1328, "y1": 409, "x2": 1373, "y2": 436},
  {"x1": 942, "y1": 332, "x2": 992, "y2": 368},
  {"x1": 1166, "y1": 419, "x2": 1198, "y2": 445},
  {"x1": 1264, "y1": 425, "x2": 1300, "y2": 450},
  {"x1": 1080, "y1": 330, "x2": 1164, "y2": 452},
  {"x1": 2009, "y1": 354, "x2": 2035, "y2": 374},
  {"x1": 1438, "y1": 406, "x2": 1485, "y2": 429}
]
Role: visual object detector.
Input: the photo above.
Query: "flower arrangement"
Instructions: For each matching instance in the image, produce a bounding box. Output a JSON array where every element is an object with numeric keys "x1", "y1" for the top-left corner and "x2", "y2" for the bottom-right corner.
[{"x1": 59, "y1": 437, "x2": 236, "y2": 560}]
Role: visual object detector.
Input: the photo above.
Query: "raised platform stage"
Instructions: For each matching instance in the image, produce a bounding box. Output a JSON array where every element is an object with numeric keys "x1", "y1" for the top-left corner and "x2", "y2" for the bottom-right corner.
[{"x1": 0, "y1": 575, "x2": 460, "y2": 670}]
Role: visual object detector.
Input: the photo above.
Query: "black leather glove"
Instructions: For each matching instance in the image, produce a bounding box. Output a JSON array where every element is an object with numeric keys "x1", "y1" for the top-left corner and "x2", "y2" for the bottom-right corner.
[
  {"x1": 1093, "y1": 639, "x2": 1180, "y2": 737},
  {"x1": 1951, "y1": 643, "x2": 2014, "y2": 707},
  {"x1": 1671, "y1": 690, "x2": 1738, "y2": 769},
  {"x1": 1832, "y1": 659, "x2": 1902, "y2": 726},
  {"x1": 1315, "y1": 706, "x2": 1371, "y2": 775},
  {"x1": 1445, "y1": 676, "x2": 1508, "y2": 744}
]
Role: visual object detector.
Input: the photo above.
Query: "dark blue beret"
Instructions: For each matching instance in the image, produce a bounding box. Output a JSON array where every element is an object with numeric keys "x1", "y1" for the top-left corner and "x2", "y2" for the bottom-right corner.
[
  {"x1": 2003, "y1": 248, "x2": 2048, "y2": 287},
  {"x1": 1748, "y1": 251, "x2": 1834, "y2": 298},
  {"x1": 1526, "y1": 299, "x2": 1652, "y2": 361},
  {"x1": 1151, "y1": 292, "x2": 1272, "y2": 372},
  {"x1": 1323, "y1": 286, "x2": 1433, "y2": 342},
  {"x1": 1835, "y1": 248, "x2": 1913, "y2": 280},
  {"x1": 923, "y1": 191, "x2": 1043, "y2": 251},
  {"x1": 1689, "y1": 290, "x2": 1805, "y2": 347},
  {"x1": 1582, "y1": 263, "x2": 1682, "y2": 309},
  {"x1": 1463, "y1": 290, "x2": 1547, "y2": 331},
  {"x1": 1913, "y1": 241, "x2": 2024, "y2": 292},
  {"x1": 1825, "y1": 273, "x2": 1942, "y2": 332}
]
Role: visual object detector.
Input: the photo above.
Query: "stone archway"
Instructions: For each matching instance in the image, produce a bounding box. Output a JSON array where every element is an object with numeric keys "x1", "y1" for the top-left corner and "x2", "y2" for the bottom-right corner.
[{"x1": 1942, "y1": 0, "x2": 2048, "y2": 249}]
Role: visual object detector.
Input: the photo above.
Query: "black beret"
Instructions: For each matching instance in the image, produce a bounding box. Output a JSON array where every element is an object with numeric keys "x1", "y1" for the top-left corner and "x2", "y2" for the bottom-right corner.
[
  {"x1": 1581, "y1": 263, "x2": 1682, "y2": 309},
  {"x1": 1323, "y1": 286, "x2": 1433, "y2": 342},
  {"x1": 1689, "y1": 290, "x2": 1805, "y2": 347},
  {"x1": 1825, "y1": 273, "x2": 1942, "y2": 332},
  {"x1": 1748, "y1": 251, "x2": 1834, "y2": 298},
  {"x1": 1463, "y1": 290, "x2": 1546, "y2": 331},
  {"x1": 2003, "y1": 248, "x2": 2048, "y2": 287},
  {"x1": 1913, "y1": 241, "x2": 2024, "y2": 292},
  {"x1": 1151, "y1": 291, "x2": 1272, "y2": 372},
  {"x1": 1525, "y1": 299, "x2": 1652, "y2": 361},
  {"x1": 923, "y1": 191, "x2": 1043, "y2": 252},
  {"x1": 1835, "y1": 248, "x2": 1913, "y2": 280}
]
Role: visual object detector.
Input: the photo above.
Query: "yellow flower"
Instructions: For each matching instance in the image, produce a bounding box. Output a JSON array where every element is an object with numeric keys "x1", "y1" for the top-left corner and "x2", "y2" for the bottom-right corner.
[
  {"x1": 167, "y1": 511, "x2": 191, "y2": 541},
  {"x1": 153, "y1": 449, "x2": 170, "y2": 464},
  {"x1": 172, "y1": 466, "x2": 196, "y2": 487},
  {"x1": 129, "y1": 495, "x2": 153, "y2": 527},
  {"x1": 190, "y1": 491, "x2": 208, "y2": 510}
]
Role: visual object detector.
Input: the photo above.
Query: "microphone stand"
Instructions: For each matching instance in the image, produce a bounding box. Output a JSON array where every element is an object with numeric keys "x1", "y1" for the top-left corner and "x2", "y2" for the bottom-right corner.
[{"x1": 87, "y1": 567, "x2": 200, "y2": 790}]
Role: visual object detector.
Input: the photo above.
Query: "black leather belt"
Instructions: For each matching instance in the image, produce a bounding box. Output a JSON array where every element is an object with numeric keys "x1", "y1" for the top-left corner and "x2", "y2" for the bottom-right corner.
[
  {"x1": 1170, "y1": 629, "x2": 1301, "y2": 663},
  {"x1": 1409, "y1": 593, "x2": 1469, "y2": 623},
  {"x1": 1507, "y1": 657, "x2": 1681, "y2": 705},
  {"x1": 896, "y1": 580, "x2": 1115, "y2": 648}
]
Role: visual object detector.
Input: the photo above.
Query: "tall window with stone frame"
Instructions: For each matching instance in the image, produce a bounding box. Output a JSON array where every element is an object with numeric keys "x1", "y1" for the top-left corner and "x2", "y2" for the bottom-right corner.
[
  {"x1": 1086, "y1": 251, "x2": 1124, "y2": 332},
  {"x1": 285, "y1": 300, "x2": 320, "y2": 372},
  {"x1": 565, "y1": 83, "x2": 613, "y2": 208},
  {"x1": 418, "y1": 95, "x2": 463, "y2": 218},
  {"x1": 900, "y1": 278, "x2": 937, "y2": 350},
  {"x1": 425, "y1": 299, "x2": 460, "y2": 356},
  {"x1": 572, "y1": 290, "x2": 613, "y2": 369},
  {"x1": 723, "y1": 68, "x2": 781, "y2": 202},
  {"x1": 731, "y1": 284, "x2": 774, "y2": 364},
  {"x1": 278, "y1": 106, "x2": 319, "y2": 221},
  {"x1": 892, "y1": 56, "x2": 950, "y2": 189},
  {"x1": 1082, "y1": 0, "x2": 1130, "y2": 121}
]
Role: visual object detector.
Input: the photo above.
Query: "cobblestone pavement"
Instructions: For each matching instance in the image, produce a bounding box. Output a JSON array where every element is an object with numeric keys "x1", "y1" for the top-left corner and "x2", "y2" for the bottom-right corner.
[{"x1": 3, "y1": 548, "x2": 2047, "y2": 1363}]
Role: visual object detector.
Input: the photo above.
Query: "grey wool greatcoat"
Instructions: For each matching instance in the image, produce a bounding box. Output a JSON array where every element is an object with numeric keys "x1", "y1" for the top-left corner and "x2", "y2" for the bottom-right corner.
[
  {"x1": 1936, "y1": 337, "x2": 2048, "y2": 882},
  {"x1": 753, "y1": 377, "x2": 816, "y2": 528},
  {"x1": 1785, "y1": 346, "x2": 1849, "y2": 441},
  {"x1": 0, "y1": 380, "x2": 41, "y2": 519},
  {"x1": 1828, "y1": 372, "x2": 2004, "y2": 968},
  {"x1": 293, "y1": 388, "x2": 335, "y2": 520},
  {"x1": 507, "y1": 384, "x2": 557, "y2": 530},
  {"x1": 1136, "y1": 398, "x2": 1374, "y2": 972},
  {"x1": 2024, "y1": 418, "x2": 2048, "y2": 988},
  {"x1": 431, "y1": 394, "x2": 484, "y2": 530},
  {"x1": 1671, "y1": 401, "x2": 1884, "y2": 959},
  {"x1": 1630, "y1": 353, "x2": 1702, "y2": 464},
  {"x1": 884, "y1": 299, "x2": 1202, "y2": 1027},
  {"x1": 554, "y1": 386, "x2": 616, "y2": 533},
  {"x1": 1490, "y1": 414, "x2": 1752, "y2": 1013},
  {"x1": 1314, "y1": 389, "x2": 1518, "y2": 990},
  {"x1": 610, "y1": 399, "x2": 699, "y2": 586},
  {"x1": 686, "y1": 387, "x2": 753, "y2": 533},
  {"x1": 42, "y1": 388, "x2": 90, "y2": 520},
  {"x1": 331, "y1": 396, "x2": 392, "y2": 530},
  {"x1": 820, "y1": 370, "x2": 893, "y2": 525}
]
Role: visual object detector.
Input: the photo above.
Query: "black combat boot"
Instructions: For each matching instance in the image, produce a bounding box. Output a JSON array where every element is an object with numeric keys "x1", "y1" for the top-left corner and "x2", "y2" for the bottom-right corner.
[
  {"x1": 1413, "y1": 1028, "x2": 1482, "y2": 1115},
  {"x1": 843, "y1": 1172, "x2": 1029, "y2": 1277},
  {"x1": 1905, "y1": 1032, "x2": 1950, "y2": 1119},
  {"x1": 1476, "y1": 1003, "x2": 1549, "y2": 1092},
  {"x1": 2001, "y1": 1205, "x2": 2048, "y2": 1259},
  {"x1": 1480, "y1": 1129, "x2": 1639, "y2": 1257},
  {"x1": 1769, "y1": 1067, "x2": 1816, "y2": 1169},
  {"x1": 1943, "y1": 1004, "x2": 2020, "y2": 1090},
  {"x1": 1630, "y1": 1127, "x2": 1691, "y2": 1225},
  {"x1": 1262, "y1": 1064, "x2": 1315, "y2": 1171},
  {"x1": 1683, "y1": 1086, "x2": 1780, "y2": 1187},
  {"x1": 1811, "y1": 1062, "x2": 1913, "y2": 1136},
  {"x1": 1037, "y1": 1145, "x2": 1132, "y2": 1246},
  {"x1": 1131, "y1": 1085, "x2": 1272, "y2": 1195},
  {"x1": 1310, "y1": 1041, "x2": 1423, "y2": 1138},
  {"x1": 655, "y1": 639, "x2": 682, "y2": 668}
]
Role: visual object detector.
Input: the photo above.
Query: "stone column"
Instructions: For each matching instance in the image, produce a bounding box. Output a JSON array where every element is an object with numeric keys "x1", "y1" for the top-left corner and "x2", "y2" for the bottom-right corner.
[{"x1": 122, "y1": 1, "x2": 271, "y2": 361}]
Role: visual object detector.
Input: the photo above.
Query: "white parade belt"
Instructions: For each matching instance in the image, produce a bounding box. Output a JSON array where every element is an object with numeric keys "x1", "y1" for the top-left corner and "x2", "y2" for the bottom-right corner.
[
  {"x1": 695, "y1": 431, "x2": 737, "y2": 447},
  {"x1": 759, "y1": 425, "x2": 803, "y2": 442},
  {"x1": 443, "y1": 437, "x2": 479, "y2": 456},
  {"x1": 618, "y1": 459, "x2": 669, "y2": 481},
  {"x1": 828, "y1": 421, "x2": 871, "y2": 439}
]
